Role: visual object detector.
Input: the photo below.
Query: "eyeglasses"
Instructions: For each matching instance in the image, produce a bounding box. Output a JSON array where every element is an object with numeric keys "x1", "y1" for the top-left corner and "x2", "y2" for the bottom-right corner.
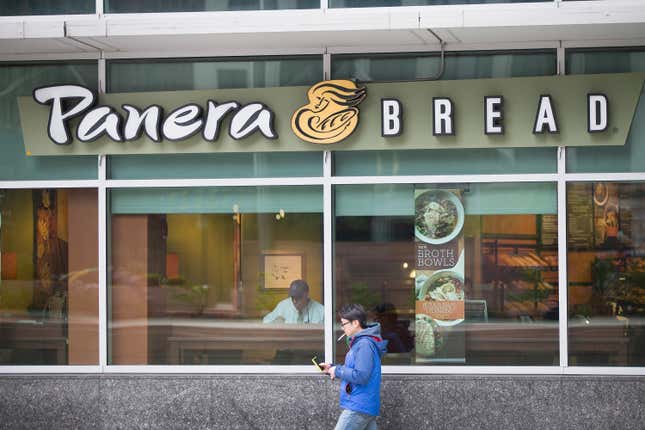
[{"x1": 340, "y1": 320, "x2": 352, "y2": 327}]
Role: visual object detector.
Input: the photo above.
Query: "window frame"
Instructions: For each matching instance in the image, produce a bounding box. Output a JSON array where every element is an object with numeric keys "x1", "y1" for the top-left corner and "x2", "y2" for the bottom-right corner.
[{"x1": 1, "y1": 47, "x2": 644, "y2": 376}]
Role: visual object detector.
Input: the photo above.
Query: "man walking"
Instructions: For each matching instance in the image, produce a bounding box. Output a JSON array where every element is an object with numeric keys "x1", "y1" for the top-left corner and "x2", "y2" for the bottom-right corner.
[{"x1": 322, "y1": 304, "x2": 387, "y2": 430}]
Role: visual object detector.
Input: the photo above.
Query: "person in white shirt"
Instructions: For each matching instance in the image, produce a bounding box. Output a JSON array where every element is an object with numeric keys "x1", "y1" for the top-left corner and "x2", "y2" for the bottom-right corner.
[{"x1": 262, "y1": 279, "x2": 324, "y2": 324}]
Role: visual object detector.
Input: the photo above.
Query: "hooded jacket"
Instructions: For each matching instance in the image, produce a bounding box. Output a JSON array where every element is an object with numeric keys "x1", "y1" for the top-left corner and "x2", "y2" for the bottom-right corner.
[{"x1": 333, "y1": 323, "x2": 388, "y2": 417}]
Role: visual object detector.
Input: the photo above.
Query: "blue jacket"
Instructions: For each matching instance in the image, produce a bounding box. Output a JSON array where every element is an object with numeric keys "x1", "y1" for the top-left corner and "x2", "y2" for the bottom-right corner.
[{"x1": 334, "y1": 323, "x2": 388, "y2": 416}]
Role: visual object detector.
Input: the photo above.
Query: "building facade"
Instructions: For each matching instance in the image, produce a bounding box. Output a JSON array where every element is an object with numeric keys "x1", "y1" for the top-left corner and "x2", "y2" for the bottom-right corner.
[{"x1": 0, "y1": 1, "x2": 644, "y2": 428}]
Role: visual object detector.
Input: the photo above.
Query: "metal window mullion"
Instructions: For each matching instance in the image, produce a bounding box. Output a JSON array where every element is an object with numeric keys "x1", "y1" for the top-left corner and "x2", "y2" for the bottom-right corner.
[
  {"x1": 557, "y1": 43, "x2": 569, "y2": 369},
  {"x1": 323, "y1": 51, "x2": 334, "y2": 364},
  {"x1": 323, "y1": 51, "x2": 331, "y2": 81},
  {"x1": 331, "y1": 173, "x2": 559, "y2": 185},
  {"x1": 0, "y1": 180, "x2": 100, "y2": 189},
  {"x1": 323, "y1": 153, "x2": 333, "y2": 364},
  {"x1": 105, "y1": 177, "x2": 325, "y2": 188},
  {"x1": 98, "y1": 155, "x2": 107, "y2": 371},
  {"x1": 565, "y1": 172, "x2": 645, "y2": 182},
  {"x1": 557, "y1": 41, "x2": 565, "y2": 76},
  {"x1": 98, "y1": 58, "x2": 108, "y2": 372},
  {"x1": 0, "y1": 366, "x2": 101, "y2": 374},
  {"x1": 557, "y1": 147, "x2": 568, "y2": 368},
  {"x1": 2, "y1": 364, "x2": 643, "y2": 375}
]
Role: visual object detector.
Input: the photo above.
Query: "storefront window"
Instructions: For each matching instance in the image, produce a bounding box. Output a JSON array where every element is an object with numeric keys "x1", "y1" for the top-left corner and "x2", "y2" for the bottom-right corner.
[
  {"x1": 108, "y1": 57, "x2": 323, "y2": 93},
  {"x1": 332, "y1": 51, "x2": 557, "y2": 176},
  {"x1": 108, "y1": 186, "x2": 323, "y2": 364},
  {"x1": 566, "y1": 48, "x2": 645, "y2": 173},
  {"x1": 0, "y1": 62, "x2": 98, "y2": 180},
  {"x1": 108, "y1": 153, "x2": 323, "y2": 179},
  {"x1": 334, "y1": 148, "x2": 557, "y2": 176},
  {"x1": 0, "y1": 0, "x2": 93, "y2": 15},
  {"x1": 567, "y1": 182, "x2": 645, "y2": 366},
  {"x1": 330, "y1": 0, "x2": 548, "y2": 7},
  {"x1": 334, "y1": 183, "x2": 559, "y2": 365},
  {"x1": 107, "y1": 57, "x2": 323, "y2": 179},
  {"x1": 105, "y1": 0, "x2": 318, "y2": 13},
  {"x1": 0, "y1": 189, "x2": 99, "y2": 365},
  {"x1": 332, "y1": 50, "x2": 556, "y2": 82}
]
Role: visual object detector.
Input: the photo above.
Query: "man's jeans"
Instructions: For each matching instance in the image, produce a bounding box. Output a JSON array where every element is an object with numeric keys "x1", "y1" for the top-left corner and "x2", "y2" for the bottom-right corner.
[{"x1": 334, "y1": 409, "x2": 378, "y2": 430}]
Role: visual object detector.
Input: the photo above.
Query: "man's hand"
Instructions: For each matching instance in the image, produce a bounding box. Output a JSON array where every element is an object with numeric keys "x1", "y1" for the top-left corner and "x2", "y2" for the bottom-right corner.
[{"x1": 320, "y1": 363, "x2": 336, "y2": 380}]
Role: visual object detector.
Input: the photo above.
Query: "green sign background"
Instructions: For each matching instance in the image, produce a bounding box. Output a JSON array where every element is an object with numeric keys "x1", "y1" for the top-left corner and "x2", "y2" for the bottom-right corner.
[{"x1": 18, "y1": 73, "x2": 645, "y2": 156}]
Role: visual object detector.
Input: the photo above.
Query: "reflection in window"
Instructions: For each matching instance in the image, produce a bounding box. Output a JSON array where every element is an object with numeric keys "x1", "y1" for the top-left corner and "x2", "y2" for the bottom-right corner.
[
  {"x1": 332, "y1": 51, "x2": 557, "y2": 178},
  {"x1": 108, "y1": 152, "x2": 323, "y2": 180},
  {"x1": 567, "y1": 182, "x2": 645, "y2": 366},
  {"x1": 566, "y1": 48, "x2": 645, "y2": 174},
  {"x1": 0, "y1": 0, "x2": 93, "y2": 15},
  {"x1": 107, "y1": 56, "x2": 323, "y2": 180},
  {"x1": 334, "y1": 147, "x2": 557, "y2": 177},
  {"x1": 334, "y1": 183, "x2": 558, "y2": 365},
  {"x1": 108, "y1": 187, "x2": 323, "y2": 365},
  {"x1": 0, "y1": 62, "x2": 98, "y2": 180},
  {"x1": 106, "y1": 0, "x2": 318, "y2": 13},
  {"x1": 108, "y1": 56, "x2": 322, "y2": 93},
  {"x1": 332, "y1": 50, "x2": 556, "y2": 82},
  {"x1": 330, "y1": 0, "x2": 548, "y2": 6},
  {"x1": 0, "y1": 189, "x2": 98, "y2": 365}
]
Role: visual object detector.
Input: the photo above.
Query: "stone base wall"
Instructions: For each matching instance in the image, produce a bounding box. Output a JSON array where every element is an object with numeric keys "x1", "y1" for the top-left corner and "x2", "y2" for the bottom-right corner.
[{"x1": 0, "y1": 375, "x2": 643, "y2": 429}]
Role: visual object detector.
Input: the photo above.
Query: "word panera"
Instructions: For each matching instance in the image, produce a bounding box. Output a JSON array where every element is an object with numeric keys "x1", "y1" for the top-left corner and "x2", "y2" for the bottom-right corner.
[
  {"x1": 31, "y1": 82, "x2": 614, "y2": 149},
  {"x1": 33, "y1": 85, "x2": 277, "y2": 145},
  {"x1": 381, "y1": 94, "x2": 610, "y2": 136}
]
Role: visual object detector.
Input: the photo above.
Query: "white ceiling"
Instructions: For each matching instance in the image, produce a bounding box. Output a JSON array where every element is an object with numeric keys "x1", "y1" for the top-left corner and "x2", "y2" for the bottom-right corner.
[{"x1": 0, "y1": 1, "x2": 644, "y2": 59}]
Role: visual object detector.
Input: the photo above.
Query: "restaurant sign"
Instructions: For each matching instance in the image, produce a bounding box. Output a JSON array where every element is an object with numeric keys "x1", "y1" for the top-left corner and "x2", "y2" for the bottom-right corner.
[{"x1": 17, "y1": 73, "x2": 645, "y2": 156}]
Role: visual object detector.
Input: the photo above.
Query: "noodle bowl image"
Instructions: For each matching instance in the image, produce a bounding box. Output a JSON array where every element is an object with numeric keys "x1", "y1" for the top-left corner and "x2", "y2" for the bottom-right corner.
[
  {"x1": 291, "y1": 80, "x2": 367, "y2": 145},
  {"x1": 414, "y1": 189, "x2": 464, "y2": 244},
  {"x1": 418, "y1": 270, "x2": 465, "y2": 302},
  {"x1": 417, "y1": 270, "x2": 465, "y2": 327},
  {"x1": 415, "y1": 314, "x2": 443, "y2": 357}
]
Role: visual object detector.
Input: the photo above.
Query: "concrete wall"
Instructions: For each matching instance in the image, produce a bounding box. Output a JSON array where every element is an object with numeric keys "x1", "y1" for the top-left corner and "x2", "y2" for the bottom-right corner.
[{"x1": 0, "y1": 375, "x2": 643, "y2": 429}]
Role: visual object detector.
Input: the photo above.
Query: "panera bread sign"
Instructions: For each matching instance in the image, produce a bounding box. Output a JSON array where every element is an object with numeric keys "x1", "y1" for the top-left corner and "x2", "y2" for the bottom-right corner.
[{"x1": 18, "y1": 73, "x2": 645, "y2": 156}]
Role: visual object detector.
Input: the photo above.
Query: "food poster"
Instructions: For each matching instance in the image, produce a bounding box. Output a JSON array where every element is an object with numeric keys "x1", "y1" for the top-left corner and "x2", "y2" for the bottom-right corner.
[
  {"x1": 593, "y1": 182, "x2": 621, "y2": 249},
  {"x1": 414, "y1": 188, "x2": 466, "y2": 363}
]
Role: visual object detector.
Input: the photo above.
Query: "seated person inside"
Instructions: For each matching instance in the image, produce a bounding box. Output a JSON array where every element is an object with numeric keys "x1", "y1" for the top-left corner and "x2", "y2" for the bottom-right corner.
[{"x1": 262, "y1": 279, "x2": 324, "y2": 324}]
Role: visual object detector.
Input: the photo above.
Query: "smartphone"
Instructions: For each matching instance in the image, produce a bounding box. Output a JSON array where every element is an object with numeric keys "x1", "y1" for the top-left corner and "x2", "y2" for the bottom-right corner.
[{"x1": 311, "y1": 356, "x2": 324, "y2": 372}]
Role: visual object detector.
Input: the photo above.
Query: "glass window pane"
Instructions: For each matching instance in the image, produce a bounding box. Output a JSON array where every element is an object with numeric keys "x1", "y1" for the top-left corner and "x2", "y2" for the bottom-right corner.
[
  {"x1": 567, "y1": 182, "x2": 645, "y2": 366},
  {"x1": 332, "y1": 51, "x2": 557, "y2": 176},
  {"x1": 0, "y1": 62, "x2": 98, "y2": 180},
  {"x1": 566, "y1": 49, "x2": 645, "y2": 75},
  {"x1": 334, "y1": 183, "x2": 559, "y2": 366},
  {"x1": 108, "y1": 153, "x2": 323, "y2": 179},
  {"x1": 0, "y1": 189, "x2": 99, "y2": 365},
  {"x1": 107, "y1": 57, "x2": 323, "y2": 179},
  {"x1": 106, "y1": 0, "x2": 318, "y2": 13},
  {"x1": 109, "y1": 186, "x2": 324, "y2": 365},
  {"x1": 330, "y1": 0, "x2": 548, "y2": 7},
  {"x1": 566, "y1": 49, "x2": 645, "y2": 173},
  {"x1": 332, "y1": 50, "x2": 556, "y2": 82},
  {"x1": 0, "y1": 1, "x2": 93, "y2": 15},
  {"x1": 334, "y1": 148, "x2": 557, "y2": 176},
  {"x1": 108, "y1": 57, "x2": 323, "y2": 92}
]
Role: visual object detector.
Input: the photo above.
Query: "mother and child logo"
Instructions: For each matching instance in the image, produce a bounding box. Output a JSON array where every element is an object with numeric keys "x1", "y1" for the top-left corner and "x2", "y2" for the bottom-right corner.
[{"x1": 291, "y1": 80, "x2": 367, "y2": 145}]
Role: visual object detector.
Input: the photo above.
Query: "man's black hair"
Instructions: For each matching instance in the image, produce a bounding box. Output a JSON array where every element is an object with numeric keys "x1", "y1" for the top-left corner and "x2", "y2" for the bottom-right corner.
[
  {"x1": 338, "y1": 304, "x2": 367, "y2": 329},
  {"x1": 288, "y1": 279, "x2": 309, "y2": 299}
]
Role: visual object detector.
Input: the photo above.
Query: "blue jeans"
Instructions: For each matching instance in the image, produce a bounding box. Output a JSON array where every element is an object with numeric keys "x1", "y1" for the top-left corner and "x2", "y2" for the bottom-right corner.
[{"x1": 334, "y1": 409, "x2": 378, "y2": 430}]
